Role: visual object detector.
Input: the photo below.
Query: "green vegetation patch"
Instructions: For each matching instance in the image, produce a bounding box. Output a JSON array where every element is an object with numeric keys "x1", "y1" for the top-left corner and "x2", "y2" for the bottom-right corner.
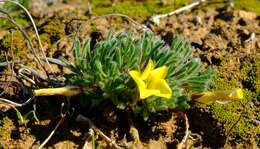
[
  {"x1": 91, "y1": 0, "x2": 260, "y2": 17},
  {"x1": 208, "y1": 56, "x2": 260, "y2": 146},
  {"x1": 234, "y1": 0, "x2": 260, "y2": 15},
  {"x1": 0, "y1": 117, "x2": 13, "y2": 138},
  {"x1": 39, "y1": 18, "x2": 66, "y2": 45},
  {"x1": 0, "y1": 31, "x2": 30, "y2": 60},
  {"x1": 63, "y1": 31, "x2": 213, "y2": 119},
  {"x1": 92, "y1": 0, "x2": 191, "y2": 18}
]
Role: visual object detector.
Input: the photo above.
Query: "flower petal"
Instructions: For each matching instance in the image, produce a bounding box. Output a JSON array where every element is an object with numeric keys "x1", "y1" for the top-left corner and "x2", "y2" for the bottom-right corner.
[
  {"x1": 148, "y1": 79, "x2": 172, "y2": 98},
  {"x1": 148, "y1": 66, "x2": 168, "y2": 83},
  {"x1": 139, "y1": 88, "x2": 160, "y2": 99},
  {"x1": 129, "y1": 70, "x2": 145, "y2": 89},
  {"x1": 129, "y1": 70, "x2": 141, "y2": 78},
  {"x1": 140, "y1": 59, "x2": 154, "y2": 80},
  {"x1": 129, "y1": 61, "x2": 172, "y2": 100}
]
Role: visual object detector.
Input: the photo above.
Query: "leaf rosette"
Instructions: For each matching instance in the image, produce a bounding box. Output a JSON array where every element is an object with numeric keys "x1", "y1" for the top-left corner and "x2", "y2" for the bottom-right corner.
[{"x1": 64, "y1": 31, "x2": 213, "y2": 118}]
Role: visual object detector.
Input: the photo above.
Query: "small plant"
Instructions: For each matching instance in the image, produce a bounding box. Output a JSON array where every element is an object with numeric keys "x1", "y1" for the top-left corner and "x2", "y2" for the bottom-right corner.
[
  {"x1": 64, "y1": 30, "x2": 213, "y2": 118},
  {"x1": 33, "y1": 30, "x2": 243, "y2": 119}
]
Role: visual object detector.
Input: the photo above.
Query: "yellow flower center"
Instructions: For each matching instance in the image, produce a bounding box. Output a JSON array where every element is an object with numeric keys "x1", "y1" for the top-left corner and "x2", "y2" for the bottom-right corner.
[{"x1": 129, "y1": 59, "x2": 172, "y2": 99}]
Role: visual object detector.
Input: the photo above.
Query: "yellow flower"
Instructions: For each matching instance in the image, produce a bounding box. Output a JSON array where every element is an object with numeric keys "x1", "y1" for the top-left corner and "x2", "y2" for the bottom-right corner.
[
  {"x1": 192, "y1": 88, "x2": 243, "y2": 104},
  {"x1": 129, "y1": 59, "x2": 172, "y2": 99}
]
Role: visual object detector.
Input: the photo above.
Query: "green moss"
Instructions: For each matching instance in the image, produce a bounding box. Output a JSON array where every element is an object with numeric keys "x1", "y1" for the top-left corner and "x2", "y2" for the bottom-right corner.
[
  {"x1": 240, "y1": 58, "x2": 259, "y2": 93},
  {"x1": 0, "y1": 11, "x2": 28, "y2": 29},
  {"x1": 39, "y1": 33, "x2": 51, "y2": 46},
  {"x1": 1, "y1": 0, "x2": 29, "y2": 10},
  {"x1": 207, "y1": 56, "x2": 260, "y2": 146},
  {"x1": 0, "y1": 31, "x2": 30, "y2": 60},
  {"x1": 13, "y1": 17, "x2": 28, "y2": 26},
  {"x1": 213, "y1": 55, "x2": 240, "y2": 89},
  {"x1": 91, "y1": 0, "x2": 260, "y2": 18},
  {"x1": 210, "y1": 89, "x2": 258, "y2": 143},
  {"x1": 0, "y1": 117, "x2": 13, "y2": 138},
  {"x1": 92, "y1": 0, "x2": 191, "y2": 18},
  {"x1": 234, "y1": 0, "x2": 260, "y2": 15},
  {"x1": 39, "y1": 19, "x2": 65, "y2": 44}
]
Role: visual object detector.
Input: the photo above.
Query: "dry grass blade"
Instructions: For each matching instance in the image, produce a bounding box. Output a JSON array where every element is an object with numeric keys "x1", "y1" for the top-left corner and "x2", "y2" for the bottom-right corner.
[
  {"x1": 36, "y1": 115, "x2": 65, "y2": 149},
  {"x1": 150, "y1": 0, "x2": 207, "y2": 25},
  {"x1": 0, "y1": 96, "x2": 34, "y2": 107},
  {"x1": 76, "y1": 114, "x2": 123, "y2": 149},
  {"x1": 37, "y1": 102, "x2": 67, "y2": 149},
  {"x1": 177, "y1": 113, "x2": 190, "y2": 149},
  {"x1": 0, "y1": 57, "x2": 67, "y2": 67}
]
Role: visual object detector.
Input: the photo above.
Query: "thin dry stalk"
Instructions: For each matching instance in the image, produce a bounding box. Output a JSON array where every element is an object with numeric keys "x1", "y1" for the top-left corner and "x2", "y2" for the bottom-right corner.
[
  {"x1": 150, "y1": 0, "x2": 207, "y2": 25},
  {"x1": 18, "y1": 65, "x2": 48, "y2": 82},
  {"x1": 177, "y1": 113, "x2": 190, "y2": 149},
  {"x1": 0, "y1": 59, "x2": 31, "y2": 67},
  {"x1": 0, "y1": 57, "x2": 67, "y2": 67},
  {"x1": 37, "y1": 102, "x2": 67, "y2": 149},
  {"x1": 18, "y1": 68, "x2": 36, "y2": 85},
  {"x1": 87, "y1": 0, "x2": 92, "y2": 15},
  {"x1": 36, "y1": 115, "x2": 65, "y2": 149},
  {"x1": 0, "y1": 96, "x2": 34, "y2": 107},
  {"x1": 76, "y1": 114, "x2": 123, "y2": 149}
]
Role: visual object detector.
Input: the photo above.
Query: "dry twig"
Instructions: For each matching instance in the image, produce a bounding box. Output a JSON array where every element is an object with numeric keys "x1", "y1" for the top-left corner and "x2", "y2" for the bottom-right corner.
[
  {"x1": 150, "y1": 0, "x2": 207, "y2": 25},
  {"x1": 36, "y1": 102, "x2": 66, "y2": 149},
  {"x1": 0, "y1": 57, "x2": 67, "y2": 67},
  {"x1": 36, "y1": 115, "x2": 65, "y2": 149},
  {"x1": 0, "y1": 96, "x2": 35, "y2": 107},
  {"x1": 18, "y1": 65, "x2": 48, "y2": 82},
  {"x1": 177, "y1": 113, "x2": 190, "y2": 149},
  {"x1": 76, "y1": 114, "x2": 123, "y2": 149}
]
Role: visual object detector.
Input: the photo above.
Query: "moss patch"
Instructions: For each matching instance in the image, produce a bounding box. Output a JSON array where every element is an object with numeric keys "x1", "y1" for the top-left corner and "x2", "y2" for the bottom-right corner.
[
  {"x1": 0, "y1": 31, "x2": 30, "y2": 60},
  {"x1": 0, "y1": 116, "x2": 15, "y2": 149},
  {"x1": 210, "y1": 90, "x2": 258, "y2": 144},
  {"x1": 0, "y1": 117, "x2": 13, "y2": 138},
  {"x1": 234, "y1": 0, "x2": 260, "y2": 15},
  {"x1": 91, "y1": 0, "x2": 260, "y2": 17},
  {"x1": 92, "y1": 0, "x2": 192, "y2": 18},
  {"x1": 207, "y1": 56, "x2": 260, "y2": 146},
  {"x1": 39, "y1": 19, "x2": 66, "y2": 45}
]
